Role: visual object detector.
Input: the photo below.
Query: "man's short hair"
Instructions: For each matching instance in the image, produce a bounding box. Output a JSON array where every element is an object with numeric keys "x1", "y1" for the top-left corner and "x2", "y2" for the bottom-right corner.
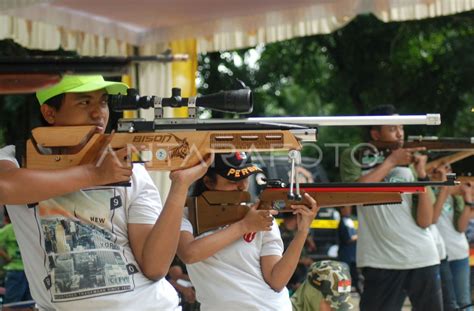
[
  {"x1": 367, "y1": 104, "x2": 398, "y2": 116},
  {"x1": 366, "y1": 104, "x2": 399, "y2": 139}
]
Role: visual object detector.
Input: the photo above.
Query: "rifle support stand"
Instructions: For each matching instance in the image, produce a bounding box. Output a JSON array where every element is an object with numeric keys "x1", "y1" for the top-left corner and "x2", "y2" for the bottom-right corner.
[{"x1": 288, "y1": 150, "x2": 302, "y2": 201}]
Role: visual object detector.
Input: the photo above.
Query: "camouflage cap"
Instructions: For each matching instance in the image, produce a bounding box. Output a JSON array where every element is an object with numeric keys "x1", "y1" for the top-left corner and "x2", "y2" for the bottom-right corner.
[{"x1": 307, "y1": 260, "x2": 353, "y2": 310}]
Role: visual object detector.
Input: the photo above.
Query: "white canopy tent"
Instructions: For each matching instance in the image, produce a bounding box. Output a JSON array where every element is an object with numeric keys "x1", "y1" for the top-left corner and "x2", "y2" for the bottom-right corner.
[
  {"x1": 1, "y1": 0, "x2": 473, "y2": 55},
  {"x1": 1, "y1": 0, "x2": 473, "y2": 196}
]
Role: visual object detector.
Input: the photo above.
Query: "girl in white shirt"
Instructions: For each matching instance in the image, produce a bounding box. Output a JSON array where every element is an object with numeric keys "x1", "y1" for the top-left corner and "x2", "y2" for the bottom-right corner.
[{"x1": 177, "y1": 152, "x2": 319, "y2": 311}]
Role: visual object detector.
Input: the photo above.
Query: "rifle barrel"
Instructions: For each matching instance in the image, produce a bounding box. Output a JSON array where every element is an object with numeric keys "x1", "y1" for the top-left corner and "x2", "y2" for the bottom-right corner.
[
  {"x1": 404, "y1": 141, "x2": 474, "y2": 150},
  {"x1": 372, "y1": 140, "x2": 474, "y2": 151},
  {"x1": 246, "y1": 115, "x2": 441, "y2": 126},
  {"x1": 408, "y1": 136, "x2": 474, "y2": 143},
  {"x1": 265, "y1": 178, "x2": 457, "y2": 189},
  {"x1": 152, "y1": 114, "x2": 441, "y2": 127}
]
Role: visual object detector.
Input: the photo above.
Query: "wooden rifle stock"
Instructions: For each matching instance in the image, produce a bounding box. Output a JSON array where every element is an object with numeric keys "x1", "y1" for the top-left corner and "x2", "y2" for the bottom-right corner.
[
  {"x1": 187, "y1": 181, "x2": 448, "y2": 236},
  {"x1": 26, "y1": 125, "x2": 304, "y2": 170},
  {"x1": 426, "y1": 151, "x2": 474, "y2": 172},
  {"x1": 187, "y1": 192, "x2": 252, "y2": 236}
]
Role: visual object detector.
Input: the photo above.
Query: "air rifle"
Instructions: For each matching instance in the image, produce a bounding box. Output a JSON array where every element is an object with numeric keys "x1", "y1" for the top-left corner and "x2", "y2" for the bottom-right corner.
[
  {"x1": 356, "y1": 136, "x2": 474, "y2": 169},
  {"x1": 371, "y1": 136, "x2": 474, "y2": 153},
  {"x1": 187, "y1": 175, "x2": 458, "y2": 235},
  {"x1": 428, "y1": 152, "x2": 474, "y2": 184},
  {"x1": 26, "y1": 88, "x2": 441, "y2": 171}
]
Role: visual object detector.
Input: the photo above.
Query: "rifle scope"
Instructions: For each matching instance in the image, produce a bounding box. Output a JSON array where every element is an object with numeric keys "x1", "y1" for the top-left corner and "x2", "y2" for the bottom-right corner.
[{"x1": 109, "y1": 87, "x2": 253, "y2": 114}]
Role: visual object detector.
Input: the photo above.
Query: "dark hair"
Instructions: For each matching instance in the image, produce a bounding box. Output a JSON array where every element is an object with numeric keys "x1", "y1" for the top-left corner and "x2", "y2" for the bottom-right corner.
[
  {"x1": 367, "y1": 104, "x2": 397, "y2": 116},
  {"x1": 191, "y1": 169, "x2": 217, "y2": 196},
  {"x1": 40, "y1": 94, "x2": 65, "y2": 126},
  {"x1": 366, "y1": 104, "x2": 398, "y2": 139}
]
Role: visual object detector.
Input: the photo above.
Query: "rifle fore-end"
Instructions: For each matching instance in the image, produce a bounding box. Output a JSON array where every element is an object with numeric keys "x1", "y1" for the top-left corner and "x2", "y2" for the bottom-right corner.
[
  {"x1": 259, "y1": 190, "x2": 403, "y2": 211},
  {"x1": 26, "y1": 126, "x2": 302, "y2": 170}
]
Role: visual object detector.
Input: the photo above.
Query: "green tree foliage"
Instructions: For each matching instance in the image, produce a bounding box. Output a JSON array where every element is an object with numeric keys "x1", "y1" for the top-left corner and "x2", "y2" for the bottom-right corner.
[{"x1": 198, "y1": 12, "x2": 474, "y2": 180}]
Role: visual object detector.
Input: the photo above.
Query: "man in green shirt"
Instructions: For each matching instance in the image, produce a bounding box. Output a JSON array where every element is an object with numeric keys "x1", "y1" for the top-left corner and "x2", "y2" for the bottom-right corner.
[{"x1": 339, "y1": 104, "x2": 442, "y2": 311}]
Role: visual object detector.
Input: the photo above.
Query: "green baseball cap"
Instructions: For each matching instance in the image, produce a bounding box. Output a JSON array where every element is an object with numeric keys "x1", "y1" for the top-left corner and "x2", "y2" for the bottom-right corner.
[{"x1": 36, "y1": 75, "x2": 129, "y2": 105}]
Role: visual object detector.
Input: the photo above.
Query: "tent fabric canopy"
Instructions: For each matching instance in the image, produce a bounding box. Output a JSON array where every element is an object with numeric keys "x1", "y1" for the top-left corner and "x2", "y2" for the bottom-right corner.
[{"x1": 1, "y1": 0, "x2": 473, "y2": 55}]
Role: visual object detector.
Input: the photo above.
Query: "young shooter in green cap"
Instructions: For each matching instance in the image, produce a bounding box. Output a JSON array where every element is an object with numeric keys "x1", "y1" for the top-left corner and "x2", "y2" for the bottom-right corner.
[
  {"x1": 0, "y1": 75, "x2": 212, "y2": 310},
  {"x1": 0, "y1": 75, "x2": 133, "y2": 204}
]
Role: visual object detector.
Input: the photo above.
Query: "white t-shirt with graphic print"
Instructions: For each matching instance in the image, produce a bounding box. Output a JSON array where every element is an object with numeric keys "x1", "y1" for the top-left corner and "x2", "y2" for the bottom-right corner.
[
  {"x1": 0, "y1": 145, "x2": 179, "y2": 311},
  {"x1": 181, "y1": 211, "x2": 292, "y2": 311}
]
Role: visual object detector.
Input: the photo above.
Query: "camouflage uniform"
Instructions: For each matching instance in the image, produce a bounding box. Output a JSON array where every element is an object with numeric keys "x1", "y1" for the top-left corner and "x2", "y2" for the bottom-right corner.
[{"x1": 291, "y1": 260, "x2": 353, "y2": 311}]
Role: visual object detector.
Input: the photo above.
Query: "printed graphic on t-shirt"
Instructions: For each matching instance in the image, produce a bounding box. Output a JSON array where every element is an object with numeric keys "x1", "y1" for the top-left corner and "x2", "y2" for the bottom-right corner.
[
  {"x1": 243, "y1": 232, "x2": 256, "y2": 242},
  {"x1": 38, "y1": 189, "x2": 134, "y2": 301},
  {"x1": 386, "y1": 167, "x2": 412, "y2": 184},
  {"x1": 442, "y1": 196, "x2": 453, "y2": 214},
  {"x1": 387, "y1": 176, "x2": 407, "y2": 183}
]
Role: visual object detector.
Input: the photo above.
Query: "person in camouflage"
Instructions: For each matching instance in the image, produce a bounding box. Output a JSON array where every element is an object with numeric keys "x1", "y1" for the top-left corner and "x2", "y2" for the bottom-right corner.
[{"x1": 291, "y1": 260, "x2": 353, "y2": 311}]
